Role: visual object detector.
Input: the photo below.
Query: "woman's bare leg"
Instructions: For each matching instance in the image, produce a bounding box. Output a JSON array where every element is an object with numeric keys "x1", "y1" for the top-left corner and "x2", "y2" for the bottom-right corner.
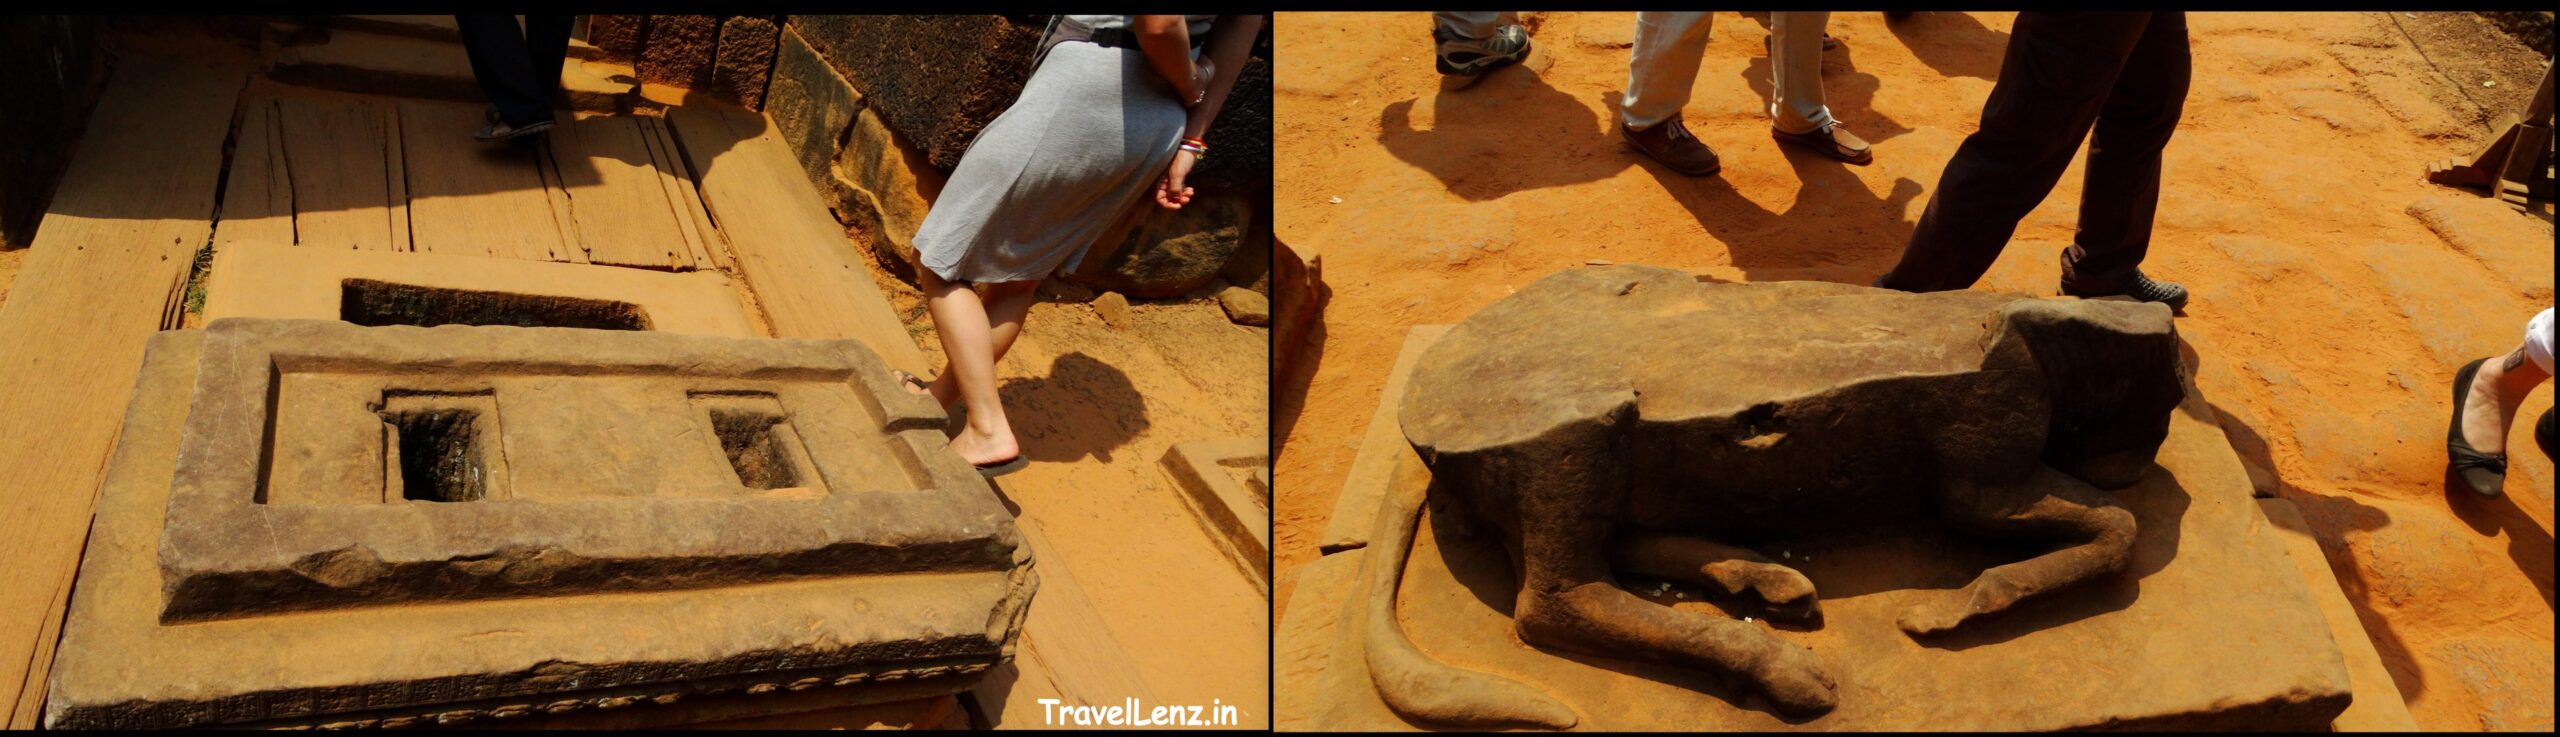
[
  {"x1": 918, "y1": 269, "x2": 1022, "y2": 465},
  {"x1": 923, "y1": 281, "x2": 1043, "y2": 407}
]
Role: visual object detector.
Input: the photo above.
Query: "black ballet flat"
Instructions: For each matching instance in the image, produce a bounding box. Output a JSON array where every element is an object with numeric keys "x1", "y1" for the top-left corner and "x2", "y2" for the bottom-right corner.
[
  {"x1": 2537, "y1": 408, "x2": 2553, "y2": 460},
  {"x1": 2446, "y1": 357, "x2": 2506, "y2": 497}
]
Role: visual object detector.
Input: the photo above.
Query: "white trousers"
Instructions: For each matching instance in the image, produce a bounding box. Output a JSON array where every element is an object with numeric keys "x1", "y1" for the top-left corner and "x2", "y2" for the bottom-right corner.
[{"x1": 2529, "y1": 307, "x2": 2554, "y2": 375}]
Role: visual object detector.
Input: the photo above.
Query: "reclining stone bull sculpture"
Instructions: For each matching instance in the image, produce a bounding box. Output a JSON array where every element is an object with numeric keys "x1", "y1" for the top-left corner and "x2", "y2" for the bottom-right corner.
[{"x1": 1363, "y1": 265, "x2": 2187, "y2": 729}]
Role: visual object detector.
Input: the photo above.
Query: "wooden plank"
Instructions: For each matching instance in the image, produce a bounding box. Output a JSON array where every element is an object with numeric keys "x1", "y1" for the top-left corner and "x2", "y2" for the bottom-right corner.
[
  {"x1": 665, "y1": 103, "x2": 926, "y2": 374},
  {"x1": 212, "y1": 99, "x2": 293, "y2": 248},
  {"x1": 648, "y1": 114, "x2": 735, "y2": 272},
  {"x1": 0, "y1": 54, "x2": 244, "y2": 728},
  {"x1": 397, "y1": 99, "x2": 569, "y2": 262},
  {"x1": 636, "y1": 116, "x2": 714, "y2": 271},
  {"x1": 533, "y1": 137, "x2": 590, "y2": 264},
  {"x1": 547, "y1": 115, "x2": 695, "y2": 270},
  {"x1": 274, "y1": 97, "x2": 397, "y2": 251},
  {"x1": 380, "y1": 102, "x2": 411, "y2": 252}
]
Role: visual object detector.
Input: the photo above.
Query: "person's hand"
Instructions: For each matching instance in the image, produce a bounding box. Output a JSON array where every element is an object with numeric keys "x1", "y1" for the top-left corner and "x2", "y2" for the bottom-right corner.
[
  {"x1": 1154, "y1": 149, "x2": 1197, "y2": 209},
  {"x1": 1185, "y1": 57, "x2": 1216, "y2": 107}
]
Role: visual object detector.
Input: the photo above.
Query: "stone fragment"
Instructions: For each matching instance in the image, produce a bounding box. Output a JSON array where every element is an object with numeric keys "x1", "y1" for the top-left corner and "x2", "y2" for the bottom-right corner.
[
  {"x1": 710, "y1": 15, "x2": 780, "y2": 110},
  {"x1": 1158, "y1": 438, "x2": 1270, "y2": 591},
  {"x1": 1064, "y1": 194, "x2": 1248, "y2": 298},
  {"x1": 1092, "y1": 291, "x2": 1135, "y2": 330},
  {"x1": 1216, "y1": 286, "x2": 1270, "y2": 326}
]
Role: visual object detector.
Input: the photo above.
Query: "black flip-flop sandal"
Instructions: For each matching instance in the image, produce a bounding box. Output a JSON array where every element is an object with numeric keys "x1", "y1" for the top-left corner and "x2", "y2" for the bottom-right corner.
[
  {"x1": 975, "y1": 455, "x2": 1028, "y2": 478},
  {"x1": 893, "y1": 369, "x2": 933, "y2": 396},
  {"x1": 2446, "y1": 357, "x2": 2507, "y2": 497}
]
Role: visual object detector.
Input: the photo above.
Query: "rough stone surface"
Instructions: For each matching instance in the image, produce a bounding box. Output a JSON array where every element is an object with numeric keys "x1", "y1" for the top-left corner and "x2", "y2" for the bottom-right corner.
[
  {"x1": 1063, "y1": 194, "x2": 1248, "y2": 299},
  {"x1": 587, "y1": 15, "x2": 646, "y2": 62},
  {"x1": 826, "y1": 106, "x2": 945, "y2": 276},
  {"x1": 1195, "y1": 52, "x2": 1271, "y2": 194},
  {"x1": 636, "y1": 14, "x2": 718, "y2": 90},
  {"x1": 1216, "y1": 286, "x2": 1270, "y2": 326},
  {"x1": 1278, "y1": 315, "x2": 2355, "y2": 731},
  {"x1": 2404, "y1": 195, "x2": 2557, "y2": 305},
  {"x1": 202, "y1": 241, "x2": 755, "y2": 338},
  {"x1": 44, "y1": 321, "x2": 1038, "y2": 729},
  {"x1": 710, "y1": 16, "x2": 780, "y2": 110},
  {"x1": 766, "y1": 26, "x2": 860, "y2": 195},
  {"x1": 1393, "y1": 266, "x2": 2197, "y2": 722},
  {"x1": 785, "y1": 15, "x2": 1044, "y2": 172}
]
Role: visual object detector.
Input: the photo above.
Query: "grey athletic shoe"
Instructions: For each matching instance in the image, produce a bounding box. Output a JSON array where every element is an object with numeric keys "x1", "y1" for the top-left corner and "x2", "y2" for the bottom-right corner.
[{"x1": 1433, "y1": 23, "x2": 1532, "y2": 76}]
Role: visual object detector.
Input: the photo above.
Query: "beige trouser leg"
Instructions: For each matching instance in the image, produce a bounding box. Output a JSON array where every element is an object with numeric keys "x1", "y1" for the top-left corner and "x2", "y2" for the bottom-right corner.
[
  {"x1": 1769, "y1": 11, "x2": 1835, "y2": 134},
  {"x1": 1621, "y1": 11, "x2": 1713, "y2": 130}
]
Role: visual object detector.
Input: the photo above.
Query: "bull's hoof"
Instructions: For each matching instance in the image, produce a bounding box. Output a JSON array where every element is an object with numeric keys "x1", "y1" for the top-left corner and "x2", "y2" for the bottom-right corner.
[
  {"x1": 1754, "y1": 642, "x2": 1838, "y2": 718},
  {"x1": 1897, "y1": 589, "x2": 1974, "y2": 637}
]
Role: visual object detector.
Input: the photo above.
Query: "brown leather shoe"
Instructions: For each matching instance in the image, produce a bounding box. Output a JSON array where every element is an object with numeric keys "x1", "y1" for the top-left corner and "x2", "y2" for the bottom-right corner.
[
  {"x1": 1772, "y1": 122, "x2": 1873, "y2": 164},
  {"x1": 1623, "y1": 115, "x2": 1721, "y2": 176}
]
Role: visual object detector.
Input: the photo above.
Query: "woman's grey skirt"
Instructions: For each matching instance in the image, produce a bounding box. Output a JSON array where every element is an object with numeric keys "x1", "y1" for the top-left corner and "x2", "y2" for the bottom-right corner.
[{"x1": 914, "y1": 40, "x2": 1190, "y2": 284}]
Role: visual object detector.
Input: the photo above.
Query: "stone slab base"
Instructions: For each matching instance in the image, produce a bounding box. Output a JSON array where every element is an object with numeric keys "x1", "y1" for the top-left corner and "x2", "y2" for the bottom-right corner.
[
  {"x1": 1160, "y1": 438, "x2": 1271, "y2": 594},
  {"x1": 42, "y1": 327, "x2": 1035, "y2": 729},
  {"x1": 203, "y1": 240, "x2": 757, "y2": 337},
  {"x1": 2258, "y1": 498, "x2": 2422, "y2": 731},
  {"x1": 1277, "y1": 322, "x2": 2353, "y2": 731}
]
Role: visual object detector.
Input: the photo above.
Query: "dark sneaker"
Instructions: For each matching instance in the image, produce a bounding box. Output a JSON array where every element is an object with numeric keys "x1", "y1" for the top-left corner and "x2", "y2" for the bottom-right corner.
[
  {"x1": 1623, "y1": 115, "x2": 1721, "y2": 176},
  {"x1": 473, "y1": 118, "x2": 555, "y2": 143},
  {"x1": 1434, "y1": 24, "x2": 1532, "y2": 76},
  {"x1": 2062, "y1": 269, "x2": 2189, "y2": 312}
]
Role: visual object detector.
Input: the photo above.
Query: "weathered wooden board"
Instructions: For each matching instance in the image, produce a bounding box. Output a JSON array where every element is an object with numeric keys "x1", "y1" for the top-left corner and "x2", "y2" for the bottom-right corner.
[
  {"x1": 0, "y1": 54, "x2": 245, "y2": 728},
  {"x1": 398, "y1": 100, "x2": 570, "y2": 263},
  {"x1": 212, "y1": 99, "x2": 294, "y2": 249},
  {"x1": 274, "y1": 97, "x2": 399, "y2": 251},
  {"x1": 547, "y1": 115, "x2": 696, "y2": 270}
]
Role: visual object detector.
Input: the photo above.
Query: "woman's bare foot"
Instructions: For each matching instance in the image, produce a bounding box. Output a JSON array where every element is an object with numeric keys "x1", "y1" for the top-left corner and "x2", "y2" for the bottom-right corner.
[{"x1": 949, "y1": 424, "x2": 1021, "y2": 467}]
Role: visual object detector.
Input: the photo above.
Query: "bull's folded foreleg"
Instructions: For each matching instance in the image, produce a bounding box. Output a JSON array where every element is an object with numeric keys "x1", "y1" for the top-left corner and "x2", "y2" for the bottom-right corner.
[
  {"x1": 1899, "y1": 464, "x2": 2137, "y2": 637},
  {"x1": 1611, "y1": 532, "x2": 1821, "y2": 622},
  {"x1": 1497, "y1": 416, "x2": 1838, "y2": 718}
]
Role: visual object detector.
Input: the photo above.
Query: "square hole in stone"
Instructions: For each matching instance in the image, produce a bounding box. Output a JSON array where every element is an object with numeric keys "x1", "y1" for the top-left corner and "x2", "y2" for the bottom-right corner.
[
  {"x1": 340, "y1": 279, "x2": 651, "y2": 331},
  {"x1": 380, "y1": 393, "x2": 499, "y2": 503},
  {"x1": 692, "y1": 392, "x2": 814, "y2": 490}
]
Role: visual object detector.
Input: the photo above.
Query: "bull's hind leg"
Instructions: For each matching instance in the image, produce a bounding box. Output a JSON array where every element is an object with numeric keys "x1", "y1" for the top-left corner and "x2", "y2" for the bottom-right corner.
[
  {"x1": 1498, "y1": 422, "x2": 1837, "y2": 717},
  {"x1": 1899, "y1": 464, "x2": 2137, "y2": 636},
  {"x1": 1612, "y1": 533, "x2": 1821, "y2": 622}
]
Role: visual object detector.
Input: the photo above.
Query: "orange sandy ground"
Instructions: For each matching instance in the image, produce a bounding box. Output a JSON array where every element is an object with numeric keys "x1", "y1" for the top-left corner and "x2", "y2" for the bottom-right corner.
[
  {"x1": 1274, "y1": 11, "x2": 2553, "y2": 731},
  {"x1": 872, "y1": 270, "x2": 1274, "y2": 726}
]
